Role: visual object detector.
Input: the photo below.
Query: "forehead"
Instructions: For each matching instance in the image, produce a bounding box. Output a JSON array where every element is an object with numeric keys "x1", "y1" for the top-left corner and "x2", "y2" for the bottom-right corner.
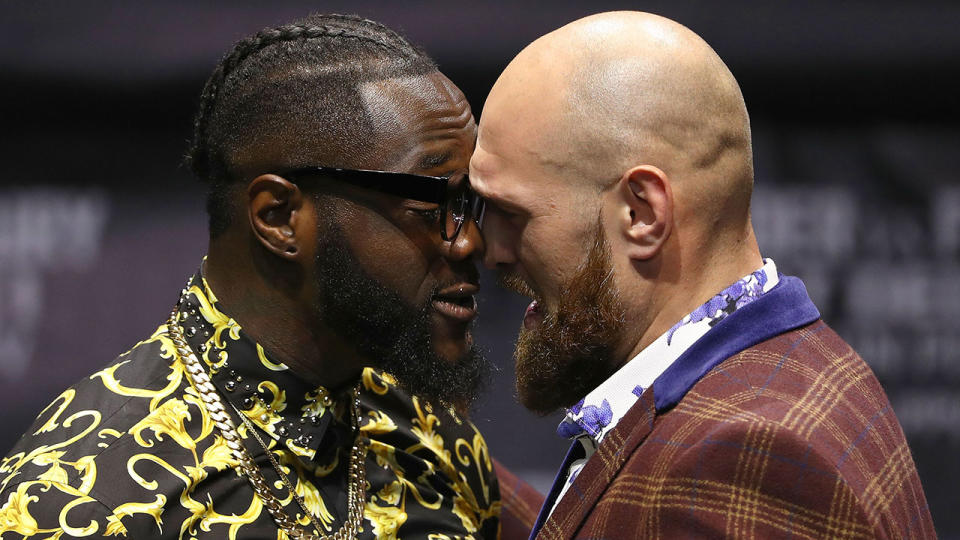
[
  {"x1": 470, "y1": 134, "x2": 542, "y2": 212},
  {"x1": 360, "y1": 72, "x2": 476, "y2": 172},
  {"x1": 471, "y1": 88, "x2": 556, "y2": 201}
]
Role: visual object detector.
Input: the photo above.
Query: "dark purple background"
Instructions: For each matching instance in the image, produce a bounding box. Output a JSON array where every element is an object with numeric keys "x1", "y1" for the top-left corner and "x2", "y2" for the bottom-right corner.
[{"x1": 1, "y1": 1, "x2": 958, "y2": 536}]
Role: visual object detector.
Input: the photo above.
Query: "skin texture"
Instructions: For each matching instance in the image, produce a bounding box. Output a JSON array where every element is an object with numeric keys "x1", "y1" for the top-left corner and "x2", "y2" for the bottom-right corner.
[
  {"x1": 471, "y1": 11, "x2": 764, "y2": 412},
  {"x1": 204, "y1": 71, "x2": 486, "y2": 400}
]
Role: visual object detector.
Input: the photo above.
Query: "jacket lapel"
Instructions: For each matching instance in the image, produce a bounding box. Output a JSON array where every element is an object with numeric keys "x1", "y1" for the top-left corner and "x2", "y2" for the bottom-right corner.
[
  {"x1": 528, "y1": 439, "x2": 585, "y2": 539},
  {"x1": 535, "y1": 389, "x2": 658, "y2": 539}
]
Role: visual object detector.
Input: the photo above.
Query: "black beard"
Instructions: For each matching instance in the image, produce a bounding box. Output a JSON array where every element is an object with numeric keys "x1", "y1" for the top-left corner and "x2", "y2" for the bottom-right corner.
[
  {"x1": 511, "y1": 225, "x2": 627, "y2": 415},
  {"x1": 313, "y1": 223, "x2": 490, "y2": 409}
]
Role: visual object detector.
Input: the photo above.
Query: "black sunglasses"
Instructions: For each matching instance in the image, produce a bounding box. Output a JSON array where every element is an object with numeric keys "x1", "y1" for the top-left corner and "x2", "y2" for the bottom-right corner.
[{"x1": 279, "y1": 166, "x2": 485, "y2": 242}]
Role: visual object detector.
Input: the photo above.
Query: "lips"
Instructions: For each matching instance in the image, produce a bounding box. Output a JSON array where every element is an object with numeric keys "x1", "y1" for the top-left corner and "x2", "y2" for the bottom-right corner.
[
  {"x1": 432, "y1": 283, "x2": 479, "y2": 323},
  {"x1": 523, "y1": 300, "x2": 544, "y2": 330},
  {"x1": 497, "y1": 271, "x2": 544, "y2": 330}
]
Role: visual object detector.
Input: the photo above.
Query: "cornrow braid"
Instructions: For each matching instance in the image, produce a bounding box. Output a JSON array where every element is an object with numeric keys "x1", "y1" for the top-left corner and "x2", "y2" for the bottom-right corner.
[
  {"x1": 317, "y1": 14, "x2": 416, "y2": 44},
  {"x1": 187, "y1": 17, "x2": 422, "y2": 181},
  {"x1": 185, "y1": 13, "x2": 437, "y2": 237}
]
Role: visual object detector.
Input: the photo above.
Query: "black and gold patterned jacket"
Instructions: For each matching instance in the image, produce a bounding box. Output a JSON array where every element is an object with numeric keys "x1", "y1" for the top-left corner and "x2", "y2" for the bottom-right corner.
[{"x1": 0, "y1": 272, "x2": 501, "y2": 539}]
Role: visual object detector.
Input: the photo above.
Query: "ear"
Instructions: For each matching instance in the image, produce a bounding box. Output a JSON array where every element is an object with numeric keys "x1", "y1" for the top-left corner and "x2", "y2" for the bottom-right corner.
[
  {"x1": 615, "y1": 165, "x2": 673, "y2": 261},
  {"x1": 247, "y1": 174, "x2": 310, "y2": 260}
]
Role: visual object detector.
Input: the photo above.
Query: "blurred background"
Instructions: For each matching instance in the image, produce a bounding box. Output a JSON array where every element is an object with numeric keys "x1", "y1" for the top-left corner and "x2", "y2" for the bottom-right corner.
[{"x1": 1, "y1": 0, "x2": 958, "y2": 536}]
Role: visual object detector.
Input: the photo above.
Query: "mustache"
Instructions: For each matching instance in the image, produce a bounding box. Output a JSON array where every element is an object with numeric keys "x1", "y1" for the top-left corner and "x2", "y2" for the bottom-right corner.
[
  {"x1": 497, "y1": 271, "x2": 537, "y2": 299},
  {"x1": 433, "y1": 264, "x2": 482, "y2": 296}
]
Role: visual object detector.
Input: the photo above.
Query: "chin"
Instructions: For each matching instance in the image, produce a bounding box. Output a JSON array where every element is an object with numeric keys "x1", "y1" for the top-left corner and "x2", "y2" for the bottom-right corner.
[
  {"x1": 432, "y1": 336, "x2": 472, "y2": 365},
  {"x1": 430, "y1": 315, "x2": 473, "y2": 359}
]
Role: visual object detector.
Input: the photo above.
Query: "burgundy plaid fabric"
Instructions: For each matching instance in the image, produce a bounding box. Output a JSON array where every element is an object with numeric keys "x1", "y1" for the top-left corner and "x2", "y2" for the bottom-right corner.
[
  {"x1": 537, "y1": 320, "x2": 935, "y2": 539},
  {"x1": 495, "y1": 459, "x2": 546, "y2": 539}
]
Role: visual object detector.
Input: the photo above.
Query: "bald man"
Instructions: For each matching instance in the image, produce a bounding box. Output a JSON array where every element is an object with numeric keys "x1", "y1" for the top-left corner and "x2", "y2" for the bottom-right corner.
[{"x1": 472, "y1": 11, "x2": 935, "y2": 539}]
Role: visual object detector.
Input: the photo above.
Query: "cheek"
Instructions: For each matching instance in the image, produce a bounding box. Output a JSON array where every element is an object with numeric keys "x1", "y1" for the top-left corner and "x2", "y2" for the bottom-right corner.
[
  {"x1": 518, "y1": 221, "x2": 589, "y2": 301},
  {"x1": 340, "y1": 208, "x2": 436, "y2": 300}
]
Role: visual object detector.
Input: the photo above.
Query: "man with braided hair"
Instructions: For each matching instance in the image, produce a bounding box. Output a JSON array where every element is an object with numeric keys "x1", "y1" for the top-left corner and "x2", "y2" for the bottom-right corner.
[{"x1": 0, "y1": 13, "x2": 542, "y2": 539}]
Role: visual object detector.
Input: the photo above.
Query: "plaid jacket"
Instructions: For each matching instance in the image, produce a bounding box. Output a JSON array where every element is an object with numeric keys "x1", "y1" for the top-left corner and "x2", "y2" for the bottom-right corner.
[{"x1": 534, "y1": 277, "x2": 935, "y2": 539}]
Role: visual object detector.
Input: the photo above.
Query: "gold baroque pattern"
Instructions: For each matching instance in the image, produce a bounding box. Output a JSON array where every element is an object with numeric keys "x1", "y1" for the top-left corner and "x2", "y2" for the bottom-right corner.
[{"x1": 0, "y1": 269, "x2": 501, "y2": 539}]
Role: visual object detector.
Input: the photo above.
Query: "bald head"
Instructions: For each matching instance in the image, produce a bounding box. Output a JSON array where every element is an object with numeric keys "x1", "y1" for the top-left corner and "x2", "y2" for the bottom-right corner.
[
  {"x1": 474, "y1": 12, "x2": 766, "y2": 408},
  {"x1": 479, "y1": 11, "x2": 754, "y2": 231}
]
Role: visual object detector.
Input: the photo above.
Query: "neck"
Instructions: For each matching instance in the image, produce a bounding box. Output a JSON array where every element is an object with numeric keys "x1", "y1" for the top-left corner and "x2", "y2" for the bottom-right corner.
[
  {"x1": 619, "y1": 232, "x2": 764, "y2": 367},
  {"x1": 205, "y1": 238, "x2": 363, "y2": 391}
]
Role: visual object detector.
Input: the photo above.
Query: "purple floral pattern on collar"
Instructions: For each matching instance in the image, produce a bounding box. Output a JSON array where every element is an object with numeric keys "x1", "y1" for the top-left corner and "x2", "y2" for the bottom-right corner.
[
  {"x1": 666, "y1": 267, "x2": 768, "y2": 345},
  {"x1": 557, "y1": 399, "x2": 612, "y2": 439}
]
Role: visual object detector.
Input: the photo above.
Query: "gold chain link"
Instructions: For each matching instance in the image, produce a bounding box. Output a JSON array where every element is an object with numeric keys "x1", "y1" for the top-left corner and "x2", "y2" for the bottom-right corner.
[{"x1": 167, "y1": 309, "x2": 367, "y2": 539}]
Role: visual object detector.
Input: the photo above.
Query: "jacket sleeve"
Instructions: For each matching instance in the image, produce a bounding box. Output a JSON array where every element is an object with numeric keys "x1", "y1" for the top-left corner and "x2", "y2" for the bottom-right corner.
[{"x1": 494, "y1": 459, "x2": 545, "y2": 540}]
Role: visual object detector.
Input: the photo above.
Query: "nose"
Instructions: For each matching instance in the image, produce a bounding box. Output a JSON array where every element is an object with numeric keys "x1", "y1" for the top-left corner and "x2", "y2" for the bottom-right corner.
[
  {"x1": 478, "y1": 210, "x2": 516, "y2": 270},
  {"x1": 445, "y1": 216, "x2": 485, "y2": 262}
]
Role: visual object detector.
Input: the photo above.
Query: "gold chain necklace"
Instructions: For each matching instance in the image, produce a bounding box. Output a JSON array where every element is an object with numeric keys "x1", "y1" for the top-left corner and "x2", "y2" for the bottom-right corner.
[{"x1": 166, "y1": 309, "x2": 367, "y2": 540}]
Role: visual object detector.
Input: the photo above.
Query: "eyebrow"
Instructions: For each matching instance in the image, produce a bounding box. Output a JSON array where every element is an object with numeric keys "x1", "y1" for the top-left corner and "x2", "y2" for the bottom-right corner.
[
  {"x1": 470, "y1": 177, "x2": 522, "y2": 213},
  {"x1": 417, "y1": 151, "x2": 453, "y2": 172}
]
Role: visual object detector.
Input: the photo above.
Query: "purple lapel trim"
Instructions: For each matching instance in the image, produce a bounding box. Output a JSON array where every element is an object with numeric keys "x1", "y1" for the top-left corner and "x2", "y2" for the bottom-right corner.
[
  {"x1": 529, "y1": 440, "x2": 585, "y2": 539},
  {"x1": 652, "y1": 275, "x2": 820, "y2": 412}
]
